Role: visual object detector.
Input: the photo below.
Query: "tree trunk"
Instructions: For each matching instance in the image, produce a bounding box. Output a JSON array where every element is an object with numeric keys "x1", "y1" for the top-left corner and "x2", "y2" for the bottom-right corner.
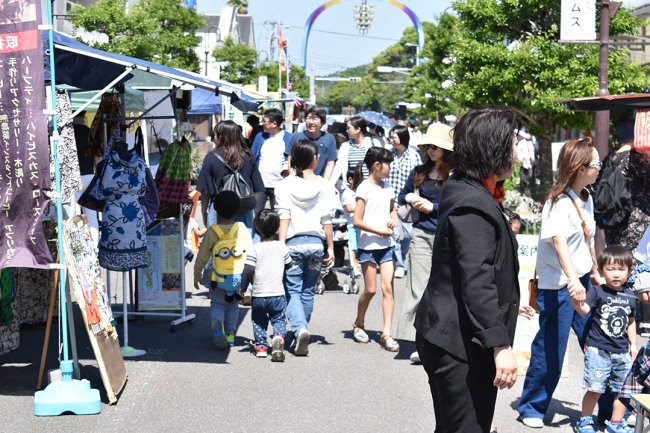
[{"x1": 533, "y1": 113, "x2": 556, "y2": 203}]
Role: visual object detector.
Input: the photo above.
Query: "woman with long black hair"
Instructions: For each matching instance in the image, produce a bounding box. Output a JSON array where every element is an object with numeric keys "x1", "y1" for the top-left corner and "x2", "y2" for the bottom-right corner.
[{"x1": 197, "y1": 120, "x2": 264, "y2": 231}]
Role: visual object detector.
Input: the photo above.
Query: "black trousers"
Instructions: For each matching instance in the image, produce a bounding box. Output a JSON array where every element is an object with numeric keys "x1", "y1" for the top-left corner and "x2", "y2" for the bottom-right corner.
[
  {"x1": 416, "y1": 333, "x2": 497, "y2": 433},
  {"x1": 255, "y1": 187, "x2": 275, "y2": 214}
]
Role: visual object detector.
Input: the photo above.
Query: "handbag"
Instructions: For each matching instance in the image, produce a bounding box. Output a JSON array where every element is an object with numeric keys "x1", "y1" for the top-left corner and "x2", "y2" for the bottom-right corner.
[
  {"x1": 528, "y1": 269, "x2": 539, "y2": 313},
  {"x1": 77, "y1": 159, "x2": 108, "y2": 211},
  {"x1": 398, "y1": 188, "x2": 420, "y2": 224},
  {"x1": 213, "y1": 153, "x2": 256, "y2": 213}
]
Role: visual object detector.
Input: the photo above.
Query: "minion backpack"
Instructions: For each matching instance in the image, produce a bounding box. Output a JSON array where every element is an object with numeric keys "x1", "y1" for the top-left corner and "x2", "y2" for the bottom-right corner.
[{"x1": 210, "y1": 222, "x2": 249, "y2": 300}]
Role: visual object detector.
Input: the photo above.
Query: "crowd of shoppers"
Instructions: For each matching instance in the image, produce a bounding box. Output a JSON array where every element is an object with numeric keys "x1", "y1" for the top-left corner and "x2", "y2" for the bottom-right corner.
[{"x1": 193, "y1": 105, "x2": 650, "y2": 433}]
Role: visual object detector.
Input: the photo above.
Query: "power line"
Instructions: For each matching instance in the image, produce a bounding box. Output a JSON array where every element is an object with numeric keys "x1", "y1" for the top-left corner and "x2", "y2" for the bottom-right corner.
[{"x1": 292, "y1": 26, "x2": 400, "y2": 42}]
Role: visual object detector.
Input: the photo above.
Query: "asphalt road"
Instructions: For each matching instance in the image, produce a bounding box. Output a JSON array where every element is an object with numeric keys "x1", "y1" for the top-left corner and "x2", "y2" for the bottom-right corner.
[{"x1": 0, "y1": 261, "x2": 639, "y2": 432}]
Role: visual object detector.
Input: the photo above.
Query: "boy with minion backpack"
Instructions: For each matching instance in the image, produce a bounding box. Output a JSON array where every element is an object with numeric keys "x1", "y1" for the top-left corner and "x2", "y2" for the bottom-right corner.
[{"x1": 194, "y1": 191, "x2": 253, "y2": 349}]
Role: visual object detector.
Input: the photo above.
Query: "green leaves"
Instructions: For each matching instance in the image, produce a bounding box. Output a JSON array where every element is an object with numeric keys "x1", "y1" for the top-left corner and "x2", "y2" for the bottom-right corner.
[{"x1": 72, "y1": 0, "x2": 205, "y2": 72}]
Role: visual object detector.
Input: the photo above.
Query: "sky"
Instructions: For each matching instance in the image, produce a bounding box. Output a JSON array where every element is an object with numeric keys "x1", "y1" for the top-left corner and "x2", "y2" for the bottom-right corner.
[{"x1": 197, "y1": 1, "x2": 453, "y2": 76}]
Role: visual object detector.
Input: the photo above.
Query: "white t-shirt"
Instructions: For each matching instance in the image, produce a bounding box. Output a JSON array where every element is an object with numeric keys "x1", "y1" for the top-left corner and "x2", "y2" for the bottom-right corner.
[
  {"x1": 355, "y1": 180, "x2": 395, "y2": 250},
  {"x1": 341, "y1": 187, "x2": 356, "y2": 225},
  {"x1": 635, "y1": 229, "x2": 650, "y2": 264},
  {"x1": 246, "y1": 241, "x2": 292, "y2": 297},
  {"x1": 258, "y1": 131, "x2": 288, "y2": 188},
  {"x1": 536, "y1": 189, "x2": 596, "y2": 290}
]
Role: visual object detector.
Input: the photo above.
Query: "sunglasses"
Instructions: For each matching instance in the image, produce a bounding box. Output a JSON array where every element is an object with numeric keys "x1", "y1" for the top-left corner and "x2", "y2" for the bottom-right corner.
[
  {"x1": 420, "y1": 144, "x2": 439, "y2": 150},
  {"x1": 584, "y1": 161, "x2": 602, "y2": 168}
]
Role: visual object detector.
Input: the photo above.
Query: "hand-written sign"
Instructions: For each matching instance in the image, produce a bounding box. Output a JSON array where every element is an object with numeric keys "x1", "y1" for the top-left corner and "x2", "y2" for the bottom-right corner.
[
  {"x1": 0, "y1": 3, "x2": 51, "y2": 270},
  {"x1": 561, "y1": 0, "x2": 596, "y2": 41}
]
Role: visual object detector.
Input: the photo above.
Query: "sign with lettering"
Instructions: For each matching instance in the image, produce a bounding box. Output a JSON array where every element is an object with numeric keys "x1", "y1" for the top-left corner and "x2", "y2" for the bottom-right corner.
[
  {"x1": 137, "y1": 220, "x2": 182, "y2": 310},
  {"x1": 0, "y1": 2, "x2": 51, "y2": 269},
  {"x1": 561, "y1": 0, "x2": 596, "y2": 41}
]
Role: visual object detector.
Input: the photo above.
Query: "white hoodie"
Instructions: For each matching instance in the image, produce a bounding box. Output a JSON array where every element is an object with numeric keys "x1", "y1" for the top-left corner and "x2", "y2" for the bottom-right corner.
[{"x1": 274, "y1": 174, "x2": 338, "y2": 240}]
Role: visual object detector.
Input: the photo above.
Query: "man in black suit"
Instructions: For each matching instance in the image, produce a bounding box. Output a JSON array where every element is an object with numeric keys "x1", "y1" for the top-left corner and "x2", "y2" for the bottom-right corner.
[{"x1": 415, "y1": 106, "x2": 521, "y2": 433}]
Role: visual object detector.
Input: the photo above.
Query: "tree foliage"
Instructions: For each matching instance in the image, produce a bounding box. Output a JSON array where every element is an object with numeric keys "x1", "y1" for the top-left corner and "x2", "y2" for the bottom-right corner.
[
  {"x1": 212, "y1": 35, "x2": 258, "y2": 85},
  {"x1": 445, "y1": 0, "x2": 650, "y2": 194},
  {"x1": 227, "y1": 0, "x2": 248, "y2": 14},
  {"x1": 257, "y1": 62, "x2": 310, "y2": 98},
  {"x1": 72, "y1": 0, "x2": 205, "y2": 72}
]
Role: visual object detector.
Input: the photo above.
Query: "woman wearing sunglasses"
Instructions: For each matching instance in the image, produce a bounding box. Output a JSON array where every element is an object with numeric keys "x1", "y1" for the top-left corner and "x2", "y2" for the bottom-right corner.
[{"x1": 395, "y1": 123, "x2": 454, "y2": 363}]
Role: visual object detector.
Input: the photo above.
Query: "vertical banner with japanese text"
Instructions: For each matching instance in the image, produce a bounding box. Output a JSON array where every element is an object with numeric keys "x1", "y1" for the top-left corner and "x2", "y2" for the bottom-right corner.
[{"x1": 0, "y1": 3, "x2": 52, "y2": 269}]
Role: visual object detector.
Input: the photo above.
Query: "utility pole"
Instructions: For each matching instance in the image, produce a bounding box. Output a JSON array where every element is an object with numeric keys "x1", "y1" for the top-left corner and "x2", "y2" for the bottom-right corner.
[
  {"x1": 559, "y1": 1, "x2": 620, "y2": 160},
  {"x1": 309, "y1": 48, "x2": 316, "y2": 105},
  {"x1": 594, "y1": 1, "x2": 620, "y2": 159}
]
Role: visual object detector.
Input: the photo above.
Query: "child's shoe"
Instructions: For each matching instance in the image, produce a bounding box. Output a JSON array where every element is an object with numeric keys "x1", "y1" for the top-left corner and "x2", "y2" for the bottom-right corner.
[
  {"x1": 574, "y1": 416, "x2": 596, "y2": 433},
  {"x1": 254, "y1": 344, "x2": 268, "y2": 358},
  {"x1": 213, "y1": 322, "x2": 228, "y2": 350},
  {"x1": 606, "y1": 420, "x2": 634, "y2": 433},
  {"x1": 225, "y1": 333, "x2": 235, "y2": 347},
  {"x1": 271, "y1": 335, "x2": 285, "y2": 362},
  {"x1": 353, "y1": 264, "x2": 362, "y2": 278}
]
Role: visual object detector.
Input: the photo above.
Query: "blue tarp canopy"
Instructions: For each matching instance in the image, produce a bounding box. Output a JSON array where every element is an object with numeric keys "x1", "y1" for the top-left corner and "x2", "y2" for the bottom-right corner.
[
  {"x1": 44, "y1": 31, "x2": 245, "y2": 104},
  {"x1": 187, "y1": 88, "x2": 259, "y2": 115}
]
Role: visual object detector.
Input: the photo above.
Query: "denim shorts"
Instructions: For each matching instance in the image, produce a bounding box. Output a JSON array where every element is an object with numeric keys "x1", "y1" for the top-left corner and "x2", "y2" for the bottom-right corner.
[
  {"x1": 583, "y1": 346, "x2": 633, "y2": 393},
  {"x1": 357, "y1": 247, "x2": 394, "y2": 265},
  {"x1": 347, "y1": 224, "x2": 358, "y2": 252}
]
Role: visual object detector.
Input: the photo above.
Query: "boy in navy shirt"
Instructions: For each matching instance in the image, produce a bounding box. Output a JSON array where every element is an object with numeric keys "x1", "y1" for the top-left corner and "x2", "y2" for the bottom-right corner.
[{"x1": 572, "y1": 246, "x2": 637, "y2": 433}]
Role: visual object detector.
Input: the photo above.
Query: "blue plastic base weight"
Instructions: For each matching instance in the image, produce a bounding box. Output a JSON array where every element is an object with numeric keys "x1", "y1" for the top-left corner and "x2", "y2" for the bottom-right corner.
[{"x1": 34, "y1": 378, "x2": 101, "y2": 416}]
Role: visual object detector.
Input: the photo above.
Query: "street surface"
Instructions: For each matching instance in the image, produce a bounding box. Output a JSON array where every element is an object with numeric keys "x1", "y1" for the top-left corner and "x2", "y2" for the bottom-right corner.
[{"x1": 0, "y1": 261, "x2": 638, "y2": 432}]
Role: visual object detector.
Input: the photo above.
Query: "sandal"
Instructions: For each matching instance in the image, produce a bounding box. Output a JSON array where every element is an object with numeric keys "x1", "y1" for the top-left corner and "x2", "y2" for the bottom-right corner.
[
  {"x1": 352, "y1": 323, "x2": 369, "y2": 343},
  {"x1": 380, "y1": 334, "x2": 400, "y2": 352}
]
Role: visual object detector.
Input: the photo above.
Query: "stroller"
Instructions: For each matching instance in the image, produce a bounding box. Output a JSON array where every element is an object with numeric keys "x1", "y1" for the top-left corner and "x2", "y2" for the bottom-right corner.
[{"x1": 315, "y1": 218, "x2": 359, "y2": 295}]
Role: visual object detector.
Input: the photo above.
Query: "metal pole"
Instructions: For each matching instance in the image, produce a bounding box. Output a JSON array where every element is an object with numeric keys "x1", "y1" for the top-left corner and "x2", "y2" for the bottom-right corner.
[
  {"x1": 595, "y1": 1, "x2": 611, "y2": 160},
  {"x1": 205, "y1": 51, "x2": 208, "y2": 76}
]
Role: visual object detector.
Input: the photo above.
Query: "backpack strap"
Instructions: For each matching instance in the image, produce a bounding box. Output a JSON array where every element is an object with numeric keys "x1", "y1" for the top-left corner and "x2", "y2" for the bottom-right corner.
[
  {"x1": 214, "y1": 153, "x2": 237, "y2": 173},
  {"x1": 211, "y1": 224, "x2": 225, "y2": 238},
  {"x1": 564, "y1": 192, "x2": 598, "y2": 268},
  {"x1": 227, "y1": 222, "x2": 244, "y2": 237}
]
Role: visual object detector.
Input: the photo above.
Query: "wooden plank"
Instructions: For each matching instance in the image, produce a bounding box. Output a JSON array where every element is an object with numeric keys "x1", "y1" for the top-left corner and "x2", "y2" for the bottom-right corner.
[{"x1": 62, "y1": 215, "x2": 127, "y2": 405}]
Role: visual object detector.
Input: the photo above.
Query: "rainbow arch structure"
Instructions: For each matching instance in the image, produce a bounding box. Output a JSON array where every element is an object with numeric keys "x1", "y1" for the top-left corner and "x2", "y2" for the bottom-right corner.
[{"x1": 301, "y1": 0, "x2": 425, "y2": 69}]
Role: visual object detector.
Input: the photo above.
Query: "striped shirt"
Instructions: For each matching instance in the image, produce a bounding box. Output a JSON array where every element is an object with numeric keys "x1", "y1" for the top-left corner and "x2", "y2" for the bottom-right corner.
[{"x1": 347, "y1": 137, "x2": 378, "y2": 179}]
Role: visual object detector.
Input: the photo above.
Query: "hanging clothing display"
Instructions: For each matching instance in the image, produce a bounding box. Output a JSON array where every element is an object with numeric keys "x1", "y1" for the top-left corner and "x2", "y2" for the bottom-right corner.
[
  {"x1": 51, "y1": 90, "x2": 83, "y2": 203},
  {"x1": 87, "y1": 93, "x2": 122, "y2": 158},
  {"x1": 134, "y1": 127, "x2": 160, "y2": 226},
  {"x1": 0, "y1": 305, "x2": 19, "y2": 355},
  {"x1": 155, "y1": 137, "x2": 192, "y2": 204},
  {"x1": 98, "y1": 147, "x2": 148, "y2": 271},
  {"x1": 14, "y1": 219, "x2": 58, "y2": 324}
]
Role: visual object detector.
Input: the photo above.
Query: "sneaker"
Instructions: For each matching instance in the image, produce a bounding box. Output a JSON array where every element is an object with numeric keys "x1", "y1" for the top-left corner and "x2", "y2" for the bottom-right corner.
[
  {"x1": 520, "y1": 417, "x2": 544, "y2": 428},
  {"x1": 574, "y1": 416, "x2": 595, "y2": 433},
  {"x1": 394, "y1": 268, "x2": 406, "y2": 279},
  {"x1": 271, "y1": 335, "x2": 285, "y2": 362},
  {"x1": 606, "y1": 420, "x2": 634, "y2": 433},
  {"x1": 353, "y1": 265, "x2": 362, "y2": 278},
  {"x1": 295, "y1": 329, "x2": 310, "y2": 356},
  {"x1": 225, "y1": 333, "x2": 235, "y2": 347},
  {"x1": 254, "y1": 344, "x2": 268, "y2": 358},
  {"x1": 212, "y1": 322, "x2": 228, "y2": 350},
  {"x1": 410, "y1": 351, "x2": 421, "y2": 364},
  {"x1": 627, "y1": 413, "x2": 636, "y2": 427}
]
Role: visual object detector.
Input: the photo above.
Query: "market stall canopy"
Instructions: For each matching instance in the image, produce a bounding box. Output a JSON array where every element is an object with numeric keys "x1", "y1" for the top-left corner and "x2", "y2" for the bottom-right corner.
[
  {"x1": 43, "y1": 31, "x2": 242, "y2": 102},
  {"x1": 187, "y1": 87, "x2": 259, "y2": 115},
  {"x1": 58, "y1": 85, "x2": 146, "y2": 112},
  {"x1": 561, "y1": 93, "x2": 650, "y2": 111}
]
